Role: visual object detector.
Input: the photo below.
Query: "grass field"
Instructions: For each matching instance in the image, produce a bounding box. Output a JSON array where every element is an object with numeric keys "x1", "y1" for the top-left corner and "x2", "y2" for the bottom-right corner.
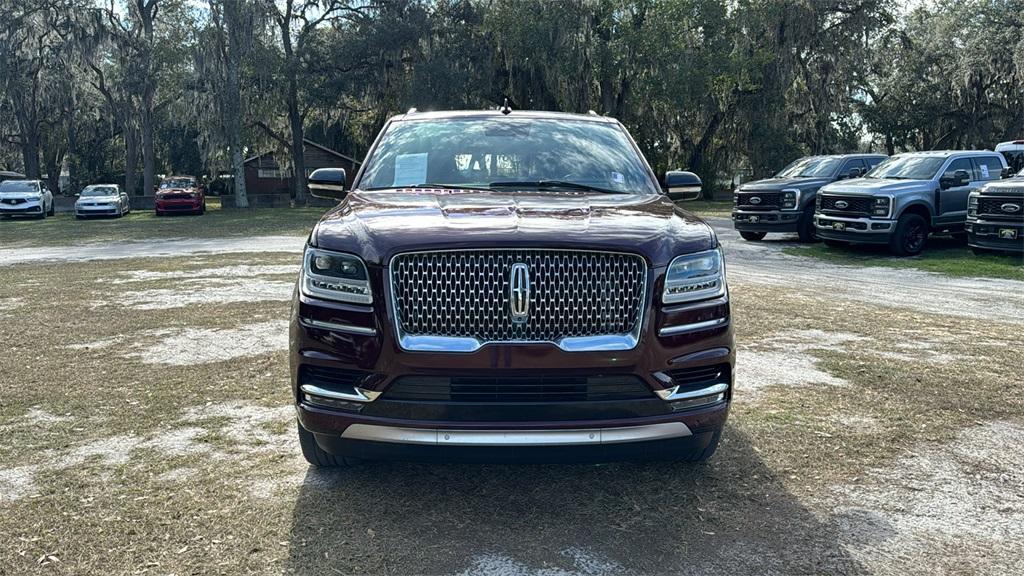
[
  {"x1": 0, "y1": 198, "x2": 327, "y2": 248},
  {"x1": 784, "y1": 236, "x2": 1024, "y2": 281}
]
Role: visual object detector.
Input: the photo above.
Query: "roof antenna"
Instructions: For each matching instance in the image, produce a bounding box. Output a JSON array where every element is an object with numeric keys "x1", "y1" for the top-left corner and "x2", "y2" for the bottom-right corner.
[{"x1": 500, "y1": 98, "x2": 512, "y2": 115}]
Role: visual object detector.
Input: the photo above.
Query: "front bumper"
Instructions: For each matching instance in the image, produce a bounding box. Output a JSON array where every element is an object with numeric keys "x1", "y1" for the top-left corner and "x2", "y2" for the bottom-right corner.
[
  {"x1": 155, "y1": 199, "x2": 202, "y2": 212},
  {"x1": 814, "y1": 214, "x2": 894, "y2": 244},
  {"x1": 76, "y1": 204, "x2": 119, "y2": 216},
  {"x1": 966, "y1": 219, "x2": 1024, "y2": 253},
  {"x1": 292, "y1": 284, "x2": 734, "y2": 462},
  {"x1": 0, "y1": 201, "x2": 44, "y2": 215},
  {"x1": 732, "y1": 209, "x2": 802, "y2": 233}
]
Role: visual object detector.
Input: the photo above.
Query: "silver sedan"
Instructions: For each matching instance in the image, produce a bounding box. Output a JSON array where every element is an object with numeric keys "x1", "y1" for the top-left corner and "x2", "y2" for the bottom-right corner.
[{"x1": 75, "y1": 184, "x2": 131, "y2": 218}]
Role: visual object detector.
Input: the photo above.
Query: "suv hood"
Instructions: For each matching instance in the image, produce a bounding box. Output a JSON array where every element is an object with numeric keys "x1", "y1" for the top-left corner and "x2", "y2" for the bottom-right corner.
[
  {"x1": 738, "y1": 176, "x2": 832, "y2": 191},
  {"x1": 821, "y1": 177, "x2": 932, "y2": 196},
  {"x1": 313, "y1": 189, "x2": 716, "y2": 267}
]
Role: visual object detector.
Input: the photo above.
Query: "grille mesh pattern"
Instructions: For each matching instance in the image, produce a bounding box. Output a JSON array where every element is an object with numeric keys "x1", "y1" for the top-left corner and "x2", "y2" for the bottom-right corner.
[
  {"x1": 979, "y1": 197, "x2": 1024, "y2": 221},
  {"x1": 820, "y1": 195, "x2": 872, "y2": 214},
  {"x1": 386, "y1": 374, "x2": 652, "y2": 402},
  {"x1": 390, "y1": 250, "x2": 647, "y2": 343},
  {"x1": 736, "y1": 192, "x2": 781, "y2": 209}
]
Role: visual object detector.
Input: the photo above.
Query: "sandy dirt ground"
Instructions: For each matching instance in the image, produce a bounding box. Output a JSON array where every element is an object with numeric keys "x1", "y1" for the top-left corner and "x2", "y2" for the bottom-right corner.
[{"x1": 0, "y1": 224, "x2": 1021, "y2": 575}]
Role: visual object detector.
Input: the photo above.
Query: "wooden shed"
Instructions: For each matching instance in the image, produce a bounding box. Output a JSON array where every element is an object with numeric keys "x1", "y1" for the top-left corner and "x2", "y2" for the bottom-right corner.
[{"x1": 243, "y1": 139, "x2": 361, "y2": 198}]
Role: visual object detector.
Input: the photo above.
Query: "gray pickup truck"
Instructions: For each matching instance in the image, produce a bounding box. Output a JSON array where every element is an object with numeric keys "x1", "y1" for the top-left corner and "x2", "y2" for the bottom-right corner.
[
  {"x1": 967, "y1": 167, "x2": 1024, "y2": 255},
  {"x1": 732, "y1": 154, "x2": 887, "y2": 242},
  {"x1": 815, "y1": 150, "x2": 1008, "y2": 256}
]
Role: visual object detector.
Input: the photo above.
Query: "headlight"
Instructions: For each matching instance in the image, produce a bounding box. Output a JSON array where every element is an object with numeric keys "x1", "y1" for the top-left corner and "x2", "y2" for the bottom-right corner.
[
  {"x1": 871, "y1": 197, "x2": 891, "y2": 217},
  {"x1": 781, "y1": 189, "x2": 800, "y2": 210},
  {"x1": 732, "y1": 191, "x2": 739, "y2": 205},
  {"x1": 301, "y1": 247, "x2": 372, "y2": 304},
  {"x1": 663, "y1": 248, "x2": 726, "y2": 304}
]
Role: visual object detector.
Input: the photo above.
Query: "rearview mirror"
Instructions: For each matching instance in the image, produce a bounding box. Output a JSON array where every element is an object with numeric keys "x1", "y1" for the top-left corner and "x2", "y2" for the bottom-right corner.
[
  {"x1": 308, "y1": 168, "x2": 347, "y2": 200},
  {"x1": 663, "y1": 171, "x2": 702, "y2": 202}
]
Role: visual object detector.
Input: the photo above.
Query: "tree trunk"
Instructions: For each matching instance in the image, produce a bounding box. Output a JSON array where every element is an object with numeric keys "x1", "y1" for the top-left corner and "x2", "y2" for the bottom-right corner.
[
  {"x1": 19, "y1": 133, "x2": 41, "y2": 178},
  {"x1": 124, "y1": 127, "x2": 139, "y2": 195},
  {"x1": 287, "y1": 76, "x2": 306, "y2": 205},
  {"x1": 141, "y1": 92, "x2": 156, "y2": 197}
]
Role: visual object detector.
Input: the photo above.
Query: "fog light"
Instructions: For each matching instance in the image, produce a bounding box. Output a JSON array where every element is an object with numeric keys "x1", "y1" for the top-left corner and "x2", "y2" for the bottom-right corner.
[
  {"x1": 303, "y1": 393, "x2": 365, "y2": 411},
  {"x1": 670, "y1": 393, "x2": 726, "y2": 411}
]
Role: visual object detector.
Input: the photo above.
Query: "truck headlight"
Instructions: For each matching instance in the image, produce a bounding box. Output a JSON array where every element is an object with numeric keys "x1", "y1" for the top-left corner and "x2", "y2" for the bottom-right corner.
[
  {"x1": 781, "y1": 189, "x2": 800, "y2": 210},
  {"x1": 301, "y1": 247, "x2": 372, "y2": 304},
  {"x1": 871, "y1": 197, "x2": 891, "y2": 217},
  {"x1": 663, "y1": 248, "x2": 726, "y2": 304}
]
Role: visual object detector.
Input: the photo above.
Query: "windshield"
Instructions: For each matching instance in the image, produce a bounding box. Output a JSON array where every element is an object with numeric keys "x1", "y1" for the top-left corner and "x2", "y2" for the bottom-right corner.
[
  {"x1": 0, "y1": 180, "x2": 38, "y2": 193},
  {"x1": 357, "y1": 117, "x2": 659, "y2": 194},
  {"x1": 775, "y1": 157, "x2": 841, "y2": 178},
  {"x1": 82, "y1": 186, "x2": 118, "y2": 197},
  {"x1": 866, "y1": 156, "x2": 945, "y2": 180},
  {"x1": 160, "y1": 178, "x2": 194, "y2": 189}
]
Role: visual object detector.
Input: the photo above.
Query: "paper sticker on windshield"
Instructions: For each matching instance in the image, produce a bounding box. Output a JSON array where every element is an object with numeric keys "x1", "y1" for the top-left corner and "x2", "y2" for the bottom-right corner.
[
  {"x1": 610, "y1": 171, "x2": 625, "y2": 185},
  {"x1": 980, "y1": 164, "x2": 990, "y2": 179},
  {"x1": 393, "y1": 153, "x2": 428, "y2": 187}
]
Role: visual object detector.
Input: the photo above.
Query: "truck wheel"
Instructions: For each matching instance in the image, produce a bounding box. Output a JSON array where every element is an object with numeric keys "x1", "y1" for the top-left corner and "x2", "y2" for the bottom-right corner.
[
  {"x1": 797, "y1": 209, "x2": 817, "y2": 243},
  {"x1": 679, "y1": 430, "x2": 722, "y2": 463},
  {"x1": 889, "y1": 213, "x2": 928, "y2": 256},
  {"x1": 739, "y1": 231, "x2": 766, "y2": 241},
  {"x1": 297, "y1": 422, "x2": 356, "y2": 468}
]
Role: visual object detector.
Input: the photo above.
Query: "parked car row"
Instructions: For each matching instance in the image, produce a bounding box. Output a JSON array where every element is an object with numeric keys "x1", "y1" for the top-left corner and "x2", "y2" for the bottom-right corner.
[
  {"x1": 732, "y1": 147, "x2": 1022, "y2": 256},
  {"x1": 0, "y1": 175, "x2": 206, "y2": 220}
]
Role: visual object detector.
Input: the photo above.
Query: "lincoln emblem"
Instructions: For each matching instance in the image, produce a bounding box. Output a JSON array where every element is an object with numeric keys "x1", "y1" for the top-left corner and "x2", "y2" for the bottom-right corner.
[{"x1": 509, "y1": 263, "x2": 531, "y2": 324}]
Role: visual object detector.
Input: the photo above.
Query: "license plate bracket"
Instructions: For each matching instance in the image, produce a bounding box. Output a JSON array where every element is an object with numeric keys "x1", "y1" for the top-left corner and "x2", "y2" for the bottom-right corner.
[
  {"x1": 748, "y1": 215, "x2": 759, "y2": 224},
  {"x1": 998, "y1": 228, "x2": 1018, "y2": 240},
  {"x1": 833, "y1": 222, "x2": 846, "y2": 231}
]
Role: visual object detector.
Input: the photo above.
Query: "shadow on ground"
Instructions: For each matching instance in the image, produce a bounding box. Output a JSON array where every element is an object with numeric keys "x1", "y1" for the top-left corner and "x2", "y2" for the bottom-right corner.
[{"x1": 283, "y1": 428, "x2": 865, "y2": 575}]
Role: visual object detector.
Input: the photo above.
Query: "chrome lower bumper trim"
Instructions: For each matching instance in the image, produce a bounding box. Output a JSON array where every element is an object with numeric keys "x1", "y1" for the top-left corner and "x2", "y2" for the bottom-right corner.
[
  {"x1": 655, "y1": 382, "x2": 729, "y2": 402},
  {"x1": 340, "y1": 422, "x2": 692, "y2": 446},
  {"x1": 658, "y1": 317, "x2": 729, "y2": 337},
  {"x1": 397, "y1": 333, "x2": 639, "y2": 353},
  {"x1": 299, "y1": 317, "x2": 377, "y2": 336},
  {"x1": 300, "y1": 383, "x2": 381, "y2": 402}
]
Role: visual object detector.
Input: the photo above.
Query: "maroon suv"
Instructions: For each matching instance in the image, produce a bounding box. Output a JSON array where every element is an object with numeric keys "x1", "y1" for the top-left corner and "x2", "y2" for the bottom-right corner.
[{"x1": 291, "y1": 110, "x2": 733, "y2": 466}]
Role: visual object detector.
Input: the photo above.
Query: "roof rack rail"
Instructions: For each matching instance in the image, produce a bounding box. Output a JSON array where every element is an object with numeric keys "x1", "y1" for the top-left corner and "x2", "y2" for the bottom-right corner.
[{"x1": 588, "y1": 110, "x2": 599, "y2": 116}]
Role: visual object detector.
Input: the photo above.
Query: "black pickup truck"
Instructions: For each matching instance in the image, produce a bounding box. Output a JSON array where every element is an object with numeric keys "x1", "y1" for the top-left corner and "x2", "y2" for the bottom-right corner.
[{"x1": 732, "y1": 154, "x2": 887, "y2": 242}]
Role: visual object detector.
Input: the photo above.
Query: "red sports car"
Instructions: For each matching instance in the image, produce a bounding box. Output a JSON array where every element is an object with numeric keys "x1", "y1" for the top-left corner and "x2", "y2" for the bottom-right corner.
[{"x1": 155, "y1": 176, "x2": 206, "y2": 216}]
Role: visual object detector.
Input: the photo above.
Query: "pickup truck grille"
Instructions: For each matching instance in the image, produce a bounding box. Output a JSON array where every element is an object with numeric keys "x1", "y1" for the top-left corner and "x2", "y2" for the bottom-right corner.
[
  {"x1": 736, "y1": 192, "x2": 781, "y2": 210},
  {"x1": 978, "y1": 197, "x2": 1024, "y2": 222},
  {"x1": 390, "y1": 249, "x2": 647, "y2": 344},
  {"x1": 819, "y1": 194, "x2": 872, "y2": 215}
]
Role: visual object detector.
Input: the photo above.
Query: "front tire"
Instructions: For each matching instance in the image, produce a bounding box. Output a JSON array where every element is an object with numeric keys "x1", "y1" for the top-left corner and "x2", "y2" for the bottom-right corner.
[
  {"x1": 47, "y1": 201, "x2": 55, "y2": 216},
  {"x1": 739, "y1": 231, "x2": 766, "y2": 241},
  {"x1": 888, "y1": 213, "x2": 928, "y2": 256},
  {"x1": 297, "y1": 422, "x2": 356, "y2": 468}
]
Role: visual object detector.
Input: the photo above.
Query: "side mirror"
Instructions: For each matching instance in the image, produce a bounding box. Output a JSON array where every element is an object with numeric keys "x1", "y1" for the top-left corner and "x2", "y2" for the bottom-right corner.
[
  {"x1": 940, "y1": 169, "x2": 971, "y2": 189},
  {"x1": 663, "y1": 170, "x2": 702, "y2": 202},
  {"x1": 847, "y1": 167, "x2": 863, "y2": 179},
  {"x1": 308, "y1": 168, "x2": 347, "y2": 200},
  {"x1": 1002, "y1": 167, "x2": 1013, "y2": 179}
]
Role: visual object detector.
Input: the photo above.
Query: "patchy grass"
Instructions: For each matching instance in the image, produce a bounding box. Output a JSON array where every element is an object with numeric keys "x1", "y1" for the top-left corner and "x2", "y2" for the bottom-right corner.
[
  {"x1": 678, "y1": 199, "x2": 733, "y2": 218},
  {"x1": 0, "y1": 198, "x2": 326, "y2": 248},
  {"x1": 0, "y1": 247, "x2": 1022, "y2": 574},
  {"x1": 784, "y1": 236, "x2": 1024, "y2": 281}
]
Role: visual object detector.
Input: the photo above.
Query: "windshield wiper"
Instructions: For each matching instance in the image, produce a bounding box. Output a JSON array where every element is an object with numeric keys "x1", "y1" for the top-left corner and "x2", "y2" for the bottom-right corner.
[
  {"x1": 364, "y1": 183, "x2": 483, "y2": 191},
  {"x1": 489, "y1": 180, "x2": 621, "y2": 194}
]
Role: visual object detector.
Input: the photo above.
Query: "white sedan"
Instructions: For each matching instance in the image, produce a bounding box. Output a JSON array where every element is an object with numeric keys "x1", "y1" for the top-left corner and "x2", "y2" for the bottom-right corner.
[
  {"x1": 75, "y1": 184, "x2": 131, "y2": 218},
  {"x1": 0, "y1": 179, "x2": 55, "y2": 219}
]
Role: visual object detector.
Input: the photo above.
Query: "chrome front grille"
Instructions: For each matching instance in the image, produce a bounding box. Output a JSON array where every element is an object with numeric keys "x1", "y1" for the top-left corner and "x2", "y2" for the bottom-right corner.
[{"x1": 390, "y1": 249, "x2": 647, "y2": 351}]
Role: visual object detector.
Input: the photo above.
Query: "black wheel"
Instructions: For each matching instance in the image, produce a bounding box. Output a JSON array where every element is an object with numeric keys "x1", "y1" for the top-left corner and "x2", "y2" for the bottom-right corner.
[
  {"x1": 679, "y1": 430, "x2": 722, "y2": 463},
  {"x1": 797, "y1": 208, "x2": 817, "y2": 243},
  {"x1": 47, "y1": 201, "x2": 55, "y2": 216},
  {"x1": 889, "y1": 213, "x2": 928, "y2": 256},
  {"x1": 970, "y1": 246, "x2": 992, "y2": 256},
  {"x1": 297, "y1": 422, "x2": 356, "y2": 468},
  {"x1": 822, "y1": 239, "x2": 846, "y2": 248},
  {"x1": 739, "y1": 231, "x2": 767, "y2": 241}
]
